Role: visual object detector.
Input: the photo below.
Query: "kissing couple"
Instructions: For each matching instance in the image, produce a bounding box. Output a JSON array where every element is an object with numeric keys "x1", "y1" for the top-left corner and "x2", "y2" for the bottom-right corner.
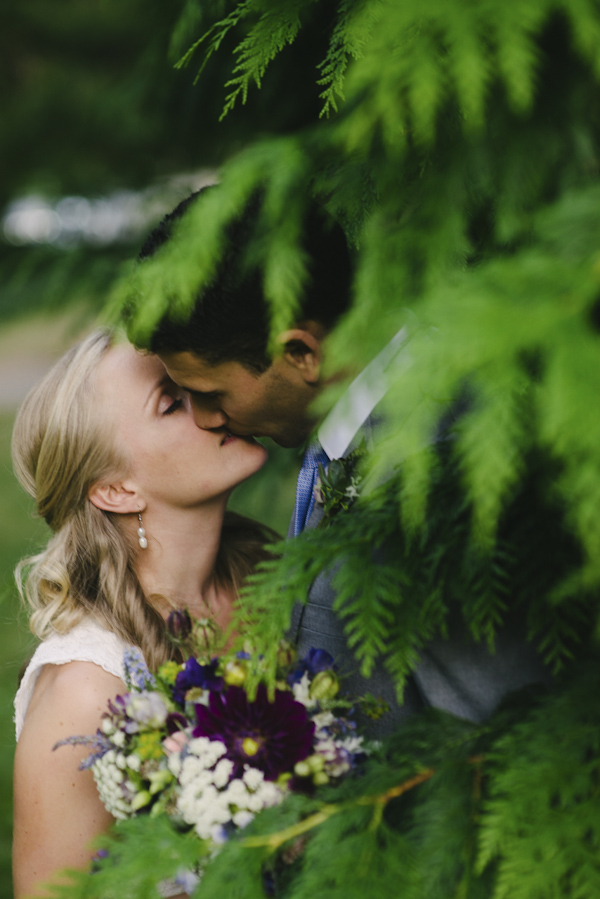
[{"x1": 12, "y1": 187, "x2": 548, "y2": 898}]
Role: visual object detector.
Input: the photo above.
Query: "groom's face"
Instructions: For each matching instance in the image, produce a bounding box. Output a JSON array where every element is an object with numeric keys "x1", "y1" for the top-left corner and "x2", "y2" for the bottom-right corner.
[{"x1": 159, "y1": 350, "x2": 318, "y2": 448}]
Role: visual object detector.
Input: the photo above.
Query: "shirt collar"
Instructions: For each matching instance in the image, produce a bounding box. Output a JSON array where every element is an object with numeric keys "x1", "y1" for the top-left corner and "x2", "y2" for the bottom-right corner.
[{"x1": 318, "y1": 324, "x2": 413, "y2": 460}]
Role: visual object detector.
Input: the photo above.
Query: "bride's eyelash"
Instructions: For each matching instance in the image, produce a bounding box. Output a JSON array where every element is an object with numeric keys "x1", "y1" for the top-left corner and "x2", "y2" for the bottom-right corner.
[{"x1": 163, "y1": 397, "x2": 183, "y2": 416}]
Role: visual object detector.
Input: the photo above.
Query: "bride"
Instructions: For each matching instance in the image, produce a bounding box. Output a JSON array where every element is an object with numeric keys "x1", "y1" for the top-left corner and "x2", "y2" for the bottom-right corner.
[{"x1": 11, "y1": 328, "x2": 273, "y2": 898}]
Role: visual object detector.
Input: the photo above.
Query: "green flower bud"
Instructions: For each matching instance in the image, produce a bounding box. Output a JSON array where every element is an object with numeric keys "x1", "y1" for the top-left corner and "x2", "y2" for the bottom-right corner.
[
  {"x1": 130, "y1": 790, "x2": 152, "y2": 811},
  {"x1": 307, "y1": 753, "x2": 325, "y2": 774},
  {"x1": 148, "y1": 768, "x2": 173, "y2": 794},
  {"x1": 193, "y1": 617, "x2": 219, "y2": 654},
  {"x1": 309, "y1": 670, "x2": 340, "y2": 701},
  {"x1": 276, "y1": 640, "x2": 296, "y2": 670}
]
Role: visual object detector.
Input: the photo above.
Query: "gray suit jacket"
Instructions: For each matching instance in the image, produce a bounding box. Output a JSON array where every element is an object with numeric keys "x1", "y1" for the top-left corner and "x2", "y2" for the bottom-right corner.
[{"x1": 288, "y1": 418, "x2": 551, "y2": 738}]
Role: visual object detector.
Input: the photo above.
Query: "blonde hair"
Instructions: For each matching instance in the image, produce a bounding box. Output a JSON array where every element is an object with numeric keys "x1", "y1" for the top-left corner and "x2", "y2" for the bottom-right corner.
[{"x1": 12, "y1": 328, "x2": 275, "y2": 670}]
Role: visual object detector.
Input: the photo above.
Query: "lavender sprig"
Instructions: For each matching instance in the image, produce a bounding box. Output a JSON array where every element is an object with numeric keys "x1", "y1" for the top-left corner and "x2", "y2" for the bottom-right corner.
[
  {"x1": 123, "y1": 647, "x2": 156, "y2": 691},
  {"x1": 53, "y1": 729, "x2": 114, "y2": 770}
]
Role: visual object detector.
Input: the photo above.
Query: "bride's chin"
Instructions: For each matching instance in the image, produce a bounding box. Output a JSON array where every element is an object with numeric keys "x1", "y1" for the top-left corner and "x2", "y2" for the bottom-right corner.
[{"x1": 249, "y1": 443, "x2": 269, "y2": 472}]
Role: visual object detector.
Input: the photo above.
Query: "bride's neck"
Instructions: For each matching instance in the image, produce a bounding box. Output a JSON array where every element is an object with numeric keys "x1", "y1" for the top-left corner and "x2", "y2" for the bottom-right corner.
[{"x1": 132, "y1": 501, "x2": 234, "y2": 627}]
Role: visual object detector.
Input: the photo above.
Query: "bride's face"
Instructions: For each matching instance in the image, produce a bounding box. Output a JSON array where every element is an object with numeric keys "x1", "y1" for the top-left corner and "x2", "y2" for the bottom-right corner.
[{"x1": 95, "y1": 343, "x2": 268, "y2": 510}]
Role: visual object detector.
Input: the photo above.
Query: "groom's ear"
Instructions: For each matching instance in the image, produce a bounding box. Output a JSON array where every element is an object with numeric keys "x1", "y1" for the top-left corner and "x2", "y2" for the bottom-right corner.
[
  {"x1": 277, "y1": 324, "x2": 323, "y2": 384},
  {"x1": 89, "y1": 480, "x2": 143, "y2": 516}
]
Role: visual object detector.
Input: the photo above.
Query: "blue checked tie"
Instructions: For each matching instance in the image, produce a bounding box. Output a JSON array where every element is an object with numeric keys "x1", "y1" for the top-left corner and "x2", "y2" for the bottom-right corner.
[{"x1": 292, "y1": 440, "x2": 330, "y2": 536}]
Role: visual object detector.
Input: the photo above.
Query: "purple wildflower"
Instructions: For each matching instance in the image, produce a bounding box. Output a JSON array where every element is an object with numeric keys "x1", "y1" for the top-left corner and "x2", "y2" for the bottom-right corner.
[
  {"x1": 123, "y1": 648, "x2": 156, "y2": 691},
  {"x1": 54, "y1": 729, "x2": 114, "y2": 770},
  {"x1": 172, "y1": 657, "x2": 224, "y2": 705},
  {"x1": 104, "y1": 693, "x2": 139, "y2": 735},
  {"x1": 193, "y1": 684, "x2": 315, "y2": 780},
  {"x1": 166, "y1": 608, "x2": 193, "y2": 641},
  {"x1": 288, "y1": 647, "x2": 336, "y2": 686}
]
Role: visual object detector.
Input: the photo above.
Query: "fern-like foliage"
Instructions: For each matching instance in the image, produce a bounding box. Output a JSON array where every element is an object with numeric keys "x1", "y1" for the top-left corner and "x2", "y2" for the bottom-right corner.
[
  {"x1": 174, "y1": 0, "x2": 254, "y2": 79},
  {"x1": 316, "y1": 0, "x2": 372, "y2": 117},
  {"x1": 478, "y1": 661, "x2": 600, "y2": 899},
  {"x1": 100, "y1": 3, "x2": 600, "y2": 896},
  {"x1": 219, "y1": 0, "x2": 307, "y2": 118}
]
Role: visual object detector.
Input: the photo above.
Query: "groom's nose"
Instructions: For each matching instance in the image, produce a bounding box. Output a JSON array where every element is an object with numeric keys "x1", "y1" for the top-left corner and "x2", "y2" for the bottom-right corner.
[{"x1": 189, "y1": 400, "x2": 228, "y2": 431}]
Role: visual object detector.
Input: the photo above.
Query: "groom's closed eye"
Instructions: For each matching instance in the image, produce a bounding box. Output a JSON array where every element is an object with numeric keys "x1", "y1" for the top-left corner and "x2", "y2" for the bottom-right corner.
[{"x1": 185, "y1": 388, "x2": 222, "y2": 405}]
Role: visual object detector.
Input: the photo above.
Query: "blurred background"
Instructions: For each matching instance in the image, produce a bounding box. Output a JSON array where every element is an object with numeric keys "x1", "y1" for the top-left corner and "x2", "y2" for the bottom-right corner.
[{"x1": 0, "y1": 1, "x2": 305, "y2": 892}]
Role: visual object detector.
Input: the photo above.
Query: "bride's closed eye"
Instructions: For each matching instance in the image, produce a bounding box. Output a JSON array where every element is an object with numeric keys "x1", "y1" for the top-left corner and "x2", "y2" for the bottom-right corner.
[
  {"x1": 163, "y1": 397, "x2": 183, "y2": 415},
  {"x1": 158, "y1": 388, "x2": 185, "y2": 416}
]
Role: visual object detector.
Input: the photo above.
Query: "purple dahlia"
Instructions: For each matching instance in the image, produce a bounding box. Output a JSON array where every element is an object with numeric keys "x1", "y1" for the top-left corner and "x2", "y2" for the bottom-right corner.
[{"x1": 193, "y1": 684, "x2": 315, "y2": 781}]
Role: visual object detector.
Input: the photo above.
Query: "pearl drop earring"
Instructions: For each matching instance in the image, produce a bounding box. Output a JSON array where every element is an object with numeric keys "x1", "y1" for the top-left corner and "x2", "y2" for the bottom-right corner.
[{"x1": 137, "y1": 512, "x2": 148, "y2": 549}]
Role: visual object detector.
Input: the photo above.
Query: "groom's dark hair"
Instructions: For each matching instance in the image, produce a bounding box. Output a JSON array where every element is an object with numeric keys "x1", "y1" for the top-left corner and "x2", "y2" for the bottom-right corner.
[{"x1": 132, "y1": 186, "x2": 353, "y2": 373}]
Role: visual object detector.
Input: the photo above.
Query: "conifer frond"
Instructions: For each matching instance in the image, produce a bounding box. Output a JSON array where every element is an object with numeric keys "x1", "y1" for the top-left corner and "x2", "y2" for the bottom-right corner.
[
  {"x1": 333, "y1": 558, "x2": 400, "y2": 678},
  {"x1": 458, "y1": 542, "x2": 512, "y2": 650},
  {"x1": 174, "y1": 0, "x2": 253, "y2": 76},
  {"x1": 317, "y1": 0, "x2": 373, "y2": 117},
  {"x1": 456, "y1": 368, "x2": 530, "y2": 543},
  {"x1": 168, "y1": 0, "x2": 205, "y2": 64},
  {"x1": 340, "y1": 0, "x2": 600, "y2": 151},
  {"x1": 478, "y1": 664, "x2": 600, "y2": 898},
  {"x1": 220, "y1": 0, "x2": 306, "y2": 118},
  {"x1": 117, "y1": 138, "x2": 319, "y2": 346}
]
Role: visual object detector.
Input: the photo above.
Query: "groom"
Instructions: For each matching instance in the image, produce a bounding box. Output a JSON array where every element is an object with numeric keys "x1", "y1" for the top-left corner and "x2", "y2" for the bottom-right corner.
[{"x1": 132, "y1": 188, "x2": 550, "y2": 735}]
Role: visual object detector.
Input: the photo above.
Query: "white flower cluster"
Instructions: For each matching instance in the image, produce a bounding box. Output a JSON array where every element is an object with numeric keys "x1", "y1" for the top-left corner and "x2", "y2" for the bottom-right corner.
[
  {"x1": 312, "y1": 711, "x2": 365, "y2": 778},
  {"x1": 90, "y1": 697, "x2": 171, "y2": 820},
  {"x1": 290, "y1": 675, "x2": 366, "y2": 783},
  {"x1": 291, "y1": 672, "x2": 316, "y2": 709},
  {"x1": 168, "y1": 737, "x2": 284, "y2": 842},
  {"x1": 344, "y1": 476, "x2": 361, "y2": 499},
  {"x1": 92, "y1": 748, "x2": 140, "y2": 819}
]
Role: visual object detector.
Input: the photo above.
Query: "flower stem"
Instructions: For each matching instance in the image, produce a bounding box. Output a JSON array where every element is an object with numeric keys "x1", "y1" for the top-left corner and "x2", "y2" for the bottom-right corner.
[{"x1": 242, "y1": 755, "x2": 485, "y2": 851}]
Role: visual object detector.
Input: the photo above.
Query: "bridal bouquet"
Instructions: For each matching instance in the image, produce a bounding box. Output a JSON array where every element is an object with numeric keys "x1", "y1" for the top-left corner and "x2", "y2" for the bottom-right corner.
[{"x1": 58, "y1": 617, "x2": 369, "y2": 865}]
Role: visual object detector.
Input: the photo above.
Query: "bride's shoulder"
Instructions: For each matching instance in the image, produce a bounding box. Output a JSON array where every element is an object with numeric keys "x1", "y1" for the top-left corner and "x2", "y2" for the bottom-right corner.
[
  {"x1": 25, "y1": 657, "x2": 123, "y2": 737},
  {"x1": 35, "y1": 653, "x2": 124, "y2": 699},
  {"x1": 14, "y1": 619, "x2": 134, "y2": 741}
]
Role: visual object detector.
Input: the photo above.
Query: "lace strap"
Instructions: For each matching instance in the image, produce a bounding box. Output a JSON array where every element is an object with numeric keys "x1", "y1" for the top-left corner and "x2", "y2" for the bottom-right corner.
[{"x1": 14, "y1": 620, "x2": 133, "y2": 741}]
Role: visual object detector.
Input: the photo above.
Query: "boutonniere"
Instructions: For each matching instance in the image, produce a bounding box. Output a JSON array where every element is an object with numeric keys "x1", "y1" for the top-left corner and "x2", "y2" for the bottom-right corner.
[{"x1": 314, "y1": 445, "x2": 367, "y2": 524}]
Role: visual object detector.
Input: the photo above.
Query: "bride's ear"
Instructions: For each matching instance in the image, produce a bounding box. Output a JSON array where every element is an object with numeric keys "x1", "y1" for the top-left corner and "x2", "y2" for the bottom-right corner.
[{"x1": 88, "y1": 480, "x2": 143, "y2": 515}]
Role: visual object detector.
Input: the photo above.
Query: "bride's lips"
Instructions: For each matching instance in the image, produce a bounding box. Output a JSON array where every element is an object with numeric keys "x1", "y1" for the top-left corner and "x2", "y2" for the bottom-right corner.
[
  {"x1": 220, "y1": 430, "x2": 237, "y2": 446},
  {"x1": 220, "y1": 429, "x2": 258, "y2": 445}
]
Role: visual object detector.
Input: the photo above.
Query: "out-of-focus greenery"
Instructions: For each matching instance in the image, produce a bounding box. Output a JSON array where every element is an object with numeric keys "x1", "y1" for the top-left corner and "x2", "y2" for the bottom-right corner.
[
  {"x1": 0, "y1": 412, "x2": 48, "y2": 897},
  {"x1": 0, "y1": 0, "x2": 333, "y2": 321},
  {"x1": 229, "y1": 441, "x2": 299, "y2": 538},
  {"x1": 2, "y1": 0, "x2": 215, "y2": 206}
]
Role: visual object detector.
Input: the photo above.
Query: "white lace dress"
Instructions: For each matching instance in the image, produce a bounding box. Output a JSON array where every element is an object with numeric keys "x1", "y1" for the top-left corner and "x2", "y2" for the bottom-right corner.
[{"x1": 14, "y1": 619, "x2": 131, "y2": 741}]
